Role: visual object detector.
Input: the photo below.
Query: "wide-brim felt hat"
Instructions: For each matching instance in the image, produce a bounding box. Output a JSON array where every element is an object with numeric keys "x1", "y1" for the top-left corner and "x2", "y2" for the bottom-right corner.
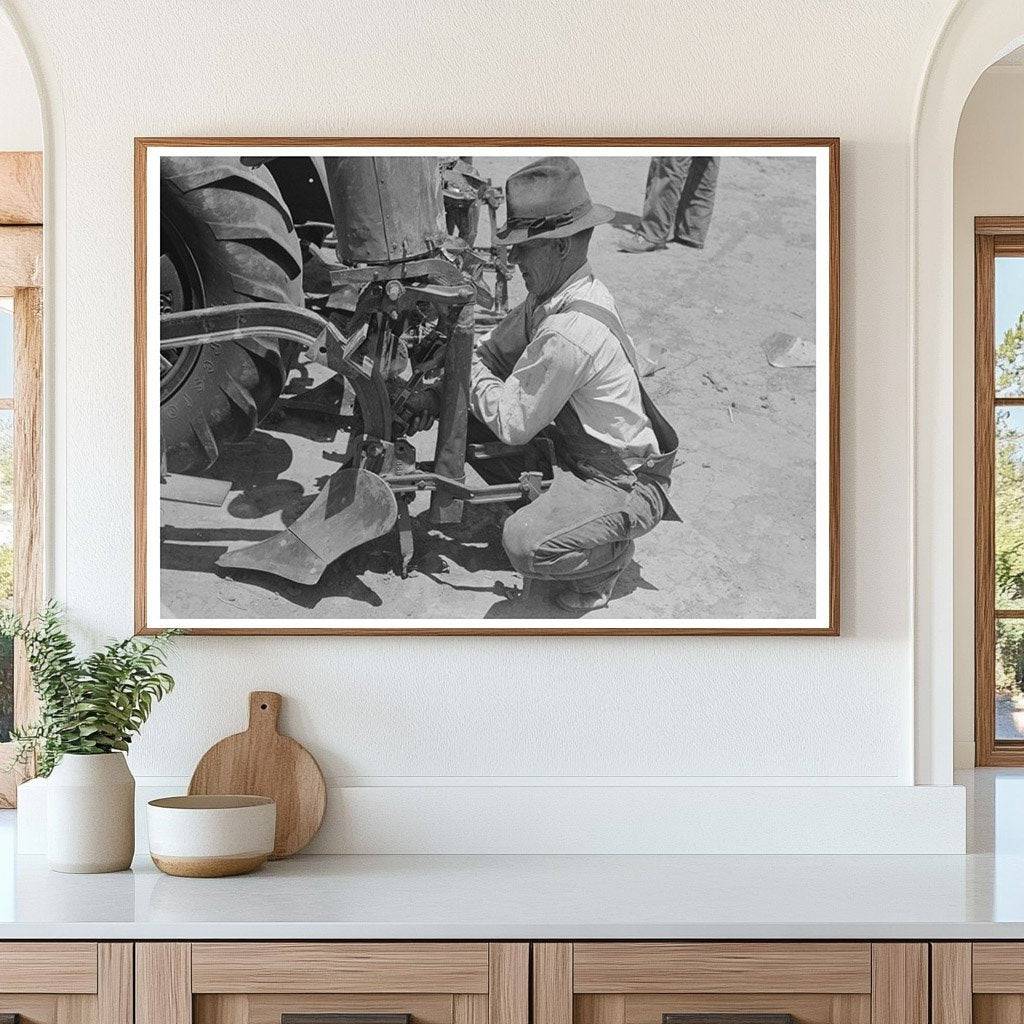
[{"x1": 495, "y1": 157, "x2": 614, "y2": 246}]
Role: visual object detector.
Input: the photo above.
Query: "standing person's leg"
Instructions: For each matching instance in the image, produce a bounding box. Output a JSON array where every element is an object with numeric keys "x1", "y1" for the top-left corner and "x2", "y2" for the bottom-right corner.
[
  {"x1": 640, "y1": 156, "x2": 693, "y2": 243},
  {"x1": 500, "y1": 470, "x2": 666, "y2": 610},
  {"x1": 674, "y1": 156, "x2": 720, "y2": 248},
  {"x1": 445, "y1": 198, "x2": 480, "y2": 245},
  {"x1": 619, "y1": 157, "x2": 692, "y2": 253}
]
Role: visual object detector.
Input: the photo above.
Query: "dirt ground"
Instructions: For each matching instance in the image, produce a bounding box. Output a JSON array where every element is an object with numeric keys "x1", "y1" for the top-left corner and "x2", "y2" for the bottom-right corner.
[{"x1": 160, "y1": 154, "x2": 818, "y2": 623}]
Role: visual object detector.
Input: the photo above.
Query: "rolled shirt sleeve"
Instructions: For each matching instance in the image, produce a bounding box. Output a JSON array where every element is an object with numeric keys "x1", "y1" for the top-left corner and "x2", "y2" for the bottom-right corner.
[
  {"x1": 471, "y1": 325, "x2": 594, "y2": 445},
  {"x1": 474, "y1": 302, "x2": 527, "y2": 379}
]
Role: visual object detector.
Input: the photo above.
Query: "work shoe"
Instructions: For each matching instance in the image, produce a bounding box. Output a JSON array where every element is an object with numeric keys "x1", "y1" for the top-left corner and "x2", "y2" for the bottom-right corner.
[
  {"x1": 617, "y1": 230, "x2": 666, "y2": 253},
  {"x1": 553, "y1": 570, "x2": 623, "y2": 612}
]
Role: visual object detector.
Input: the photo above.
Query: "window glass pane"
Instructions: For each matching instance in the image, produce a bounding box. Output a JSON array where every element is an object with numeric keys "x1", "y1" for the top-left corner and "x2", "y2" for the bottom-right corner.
[
  {"x1": 998, "y1": 619, "x2": 1024, "y2": 740},
  {"x1": 996, "y1": 407, "x2": 1024, "y2": 608},
  {"x1": 0, "y1": 299, "x2": 11, "y2": 399},
  {"x1": 0, "y1": 408, "x2": 11, "y2": 742},
  {"x1": 996, "y1": 256, "x2": 1024, "y2": 396}
]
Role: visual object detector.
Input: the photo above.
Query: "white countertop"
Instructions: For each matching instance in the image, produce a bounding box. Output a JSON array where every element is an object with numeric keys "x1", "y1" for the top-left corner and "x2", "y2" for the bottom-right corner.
[
  {"x1": 1, "y1": 849, "x2": 1023, "y2": 940},
  {"x1": 1, "y1": 770, "x2": 1022, "y2": 941}
]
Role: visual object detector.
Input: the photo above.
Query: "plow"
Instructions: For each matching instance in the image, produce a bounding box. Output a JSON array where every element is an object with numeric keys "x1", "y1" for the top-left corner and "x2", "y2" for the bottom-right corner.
[{"x1": 158, "y1": 154, "x2": 547, "y2": 585}]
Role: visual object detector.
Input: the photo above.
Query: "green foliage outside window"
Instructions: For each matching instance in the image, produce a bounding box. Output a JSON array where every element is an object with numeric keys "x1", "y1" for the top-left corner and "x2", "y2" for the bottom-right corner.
[
  {"x1": 996, "y1": 314, "x2": 1024, "y2": 695},
  {"x1": 0, "y1": 547, "x2": 12, "y2": 606}
]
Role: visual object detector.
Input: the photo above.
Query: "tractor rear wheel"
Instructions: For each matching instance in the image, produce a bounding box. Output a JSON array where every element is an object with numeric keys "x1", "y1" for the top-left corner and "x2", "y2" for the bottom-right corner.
[{"x1": 159, "y1": 157, "x2": 304, "y2": 474}]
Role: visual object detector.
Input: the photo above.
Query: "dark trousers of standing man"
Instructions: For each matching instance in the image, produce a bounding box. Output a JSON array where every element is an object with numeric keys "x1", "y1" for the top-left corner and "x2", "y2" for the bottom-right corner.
[{"x1": 638, "y1": 156, "x2": 720, "y2": 248}]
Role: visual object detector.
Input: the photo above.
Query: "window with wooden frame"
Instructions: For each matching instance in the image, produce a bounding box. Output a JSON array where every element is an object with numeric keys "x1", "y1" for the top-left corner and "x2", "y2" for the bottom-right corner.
[
  {"x1": 0, "y1": 151, "x2": 43, "y2": 806},
  {"x1": 974, "y1": 217, "x2": 1024, "y2": 765}
]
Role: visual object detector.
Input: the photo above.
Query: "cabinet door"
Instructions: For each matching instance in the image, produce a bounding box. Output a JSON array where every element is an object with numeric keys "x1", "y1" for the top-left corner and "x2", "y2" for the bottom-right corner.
[
  {"x1": 936, "y1": 943, "x2": 1024, "y2": 1024},
  {"x1": 137, "y1": 943, "x2": 528, "y2": 1024},
  {"x1": 0, "y1": 942, "x2": 132, "y2": 1024},
  {"x1": 533, "y1": 944, "x2": 927, "y2": 1024}
]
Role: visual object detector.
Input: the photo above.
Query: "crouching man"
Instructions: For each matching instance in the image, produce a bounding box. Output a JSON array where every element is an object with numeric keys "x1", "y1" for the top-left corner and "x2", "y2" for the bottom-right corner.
[{"x1": 469, "y1": 157, "x2": 679, "y2": 612}]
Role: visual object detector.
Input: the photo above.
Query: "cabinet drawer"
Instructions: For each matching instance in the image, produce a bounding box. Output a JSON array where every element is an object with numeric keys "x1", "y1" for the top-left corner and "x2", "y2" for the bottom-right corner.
[
  {"x1": 0, "y1": 942, "x2": 130, "y2": 1024},
  {"x1": 139, "y1": 942, "x2": 528, "y2": 1024},
  {"x1": 197, "y1": 993, "x2": 458, "y2": 1024},
  {"x1": 934, "y1": 942, "x2": 1024, "y2": 1024},
  {"x1": 191, "y1": 942, "x2": 490, "y2": 993},
  {"x1": 0, "y1": 942, "x2": 98, "y2": 993},
  {"x1": 533, "y1": 944, "x2": 925, "y2": 1024},
  {"x1": 572, "y1": 944, "x2": 872, "y2": 994},
  {"x1": 973, "y1": 943, "x2": 1024, "y2": 992}
]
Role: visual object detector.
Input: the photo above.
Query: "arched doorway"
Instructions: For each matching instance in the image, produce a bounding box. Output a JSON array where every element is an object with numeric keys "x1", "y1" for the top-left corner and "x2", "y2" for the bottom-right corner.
[
  {"x1": 0, "y1": 3, "x2": 43, "y2": 807},
  {"x1": 914, "y1": 0, "x2": 1024, "y2": 785}
]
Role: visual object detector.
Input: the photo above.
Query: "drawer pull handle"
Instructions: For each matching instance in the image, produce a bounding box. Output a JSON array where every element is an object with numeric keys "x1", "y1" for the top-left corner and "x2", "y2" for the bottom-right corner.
[
  {"x1": 664, "y1": 1016, "x2": 797, "y2": 1024},
  {"x1": 283, "y1": 1016, "x2": 411, "y2": 1024}
]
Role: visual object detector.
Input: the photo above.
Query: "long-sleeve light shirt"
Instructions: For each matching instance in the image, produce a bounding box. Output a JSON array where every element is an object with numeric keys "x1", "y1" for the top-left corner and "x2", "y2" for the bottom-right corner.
[{"x1": 470, "y1": 264, "x2": 659, "y2": 468}]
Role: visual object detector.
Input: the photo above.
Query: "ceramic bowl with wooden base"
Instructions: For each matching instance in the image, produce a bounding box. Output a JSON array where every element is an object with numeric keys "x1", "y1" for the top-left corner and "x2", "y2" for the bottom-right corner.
[{"x1": 147, "y1": 795, "x2": 276, "y2": 877}]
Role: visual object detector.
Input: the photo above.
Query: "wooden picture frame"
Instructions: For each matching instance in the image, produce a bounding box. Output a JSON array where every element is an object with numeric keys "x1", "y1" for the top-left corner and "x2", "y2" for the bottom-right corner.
[
  {"x1": 136, "y1": 137, "x2": 839, "y2": 636},
  {"x1": 0, "y1": 151, "x2": 43, "y2": 806}
]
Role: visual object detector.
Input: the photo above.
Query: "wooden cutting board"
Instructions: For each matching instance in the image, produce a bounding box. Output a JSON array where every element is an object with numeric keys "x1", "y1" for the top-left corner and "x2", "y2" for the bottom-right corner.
[{"x1": 188, "y1": 691, "x2": 326, "y2": 859}]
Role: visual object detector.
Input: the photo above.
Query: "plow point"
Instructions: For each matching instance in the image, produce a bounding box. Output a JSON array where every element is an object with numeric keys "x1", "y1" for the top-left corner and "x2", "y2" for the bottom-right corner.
[{"x1": 217, "y1": 468, "x2": 399, "y2": 586}]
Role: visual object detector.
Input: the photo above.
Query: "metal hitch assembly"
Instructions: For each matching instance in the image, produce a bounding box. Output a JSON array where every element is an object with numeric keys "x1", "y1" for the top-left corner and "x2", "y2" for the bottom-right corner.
[{"x1": 160, "y1": 295, "x2": 550, "y2": 584}]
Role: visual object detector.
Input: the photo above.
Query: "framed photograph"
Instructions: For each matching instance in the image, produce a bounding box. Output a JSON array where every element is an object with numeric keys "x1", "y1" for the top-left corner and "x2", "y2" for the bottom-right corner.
[{"x1": 135, "y1": 137, "x2": 839, "y2": 635}]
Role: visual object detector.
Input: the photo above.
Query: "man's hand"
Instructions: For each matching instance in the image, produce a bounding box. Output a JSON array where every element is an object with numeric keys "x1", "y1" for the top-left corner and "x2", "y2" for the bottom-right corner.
[{"x1": 403, "y1": 385, "x2": 442, "y2": 434}]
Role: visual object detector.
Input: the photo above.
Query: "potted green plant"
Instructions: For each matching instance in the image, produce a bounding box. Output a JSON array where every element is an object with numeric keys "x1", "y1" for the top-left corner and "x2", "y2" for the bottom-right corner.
[{"x1": 2, "y1": 603, "x2": 177, "y2": 873}]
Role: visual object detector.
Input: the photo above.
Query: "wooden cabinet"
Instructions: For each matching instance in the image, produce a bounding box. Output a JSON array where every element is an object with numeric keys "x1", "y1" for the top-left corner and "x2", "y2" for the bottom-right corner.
[
  {"x1": 136, "y1": 943, "x2": 528, "y2": 1024},
  {"x1": 0, "y1": 942, "x2": 132, "y2": 1024},
  {"x1": 532, "y1": 944, "x2": 928, "y2": 1024},
  {"x1": 931, "y1": 943, "x2": 1024, "y2": 1024},
  {"x1": 0, "y1": 938, "x2": 941, "y2": 1024}
]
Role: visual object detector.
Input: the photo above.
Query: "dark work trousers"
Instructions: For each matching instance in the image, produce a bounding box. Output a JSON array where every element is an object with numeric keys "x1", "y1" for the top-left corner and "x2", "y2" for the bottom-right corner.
[
  {"x1": 466, "y1": 417, "x2": 665, "y2": 592},
  {"x1": 639, "y1": 156, "x2": 720, "y2": 247},
  {"x1": 444, "y1": 198, "x2": 480, "y2": 246}
]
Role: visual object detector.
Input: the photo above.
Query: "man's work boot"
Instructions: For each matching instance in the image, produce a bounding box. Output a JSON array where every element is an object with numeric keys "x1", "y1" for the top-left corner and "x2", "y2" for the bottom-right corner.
[
  {"x1": 553, "y1": 569, "x2": 624, "y2": 612},
  {"x1": 617, "y1": 229, "x2": 666, "y2": 253}
]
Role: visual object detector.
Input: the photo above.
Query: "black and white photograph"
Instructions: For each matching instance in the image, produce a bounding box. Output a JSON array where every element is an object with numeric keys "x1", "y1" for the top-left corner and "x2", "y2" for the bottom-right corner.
[{"x1": 138, "y1": 141, "x2": 838, "y2": 634}]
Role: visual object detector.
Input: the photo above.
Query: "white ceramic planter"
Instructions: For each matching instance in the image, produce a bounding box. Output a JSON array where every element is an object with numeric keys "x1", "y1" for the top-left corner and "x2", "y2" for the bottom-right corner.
[{"x1": 46, "y1": 752, "x2": 135, "y2": 873}]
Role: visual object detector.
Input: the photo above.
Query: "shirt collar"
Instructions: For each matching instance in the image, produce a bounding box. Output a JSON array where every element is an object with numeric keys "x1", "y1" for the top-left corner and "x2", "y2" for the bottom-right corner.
[{"x1": 528, "y1": 262, "x2": 594, "y2": 323}]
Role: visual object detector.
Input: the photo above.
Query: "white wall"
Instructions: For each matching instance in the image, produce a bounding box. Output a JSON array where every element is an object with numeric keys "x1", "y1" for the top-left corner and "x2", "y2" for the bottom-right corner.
[
  {"x1": 952, "y1": 65, "x2": 1024, "y2": 768},
  {"x1": 0, "y1": 0, "x2": 975, "y2": 851}
]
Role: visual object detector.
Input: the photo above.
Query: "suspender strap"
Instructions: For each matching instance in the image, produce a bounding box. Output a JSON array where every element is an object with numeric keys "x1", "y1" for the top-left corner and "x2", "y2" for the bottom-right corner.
[
  {"x1": 560, "y1": 299, "x2": 681, "y2": 521},
  {"x1": 562, "y1": 300, "x2": 680, "y2": 460},
  {"x1": 563, "y1": 300, "x2": 642, "y2": 372}
]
